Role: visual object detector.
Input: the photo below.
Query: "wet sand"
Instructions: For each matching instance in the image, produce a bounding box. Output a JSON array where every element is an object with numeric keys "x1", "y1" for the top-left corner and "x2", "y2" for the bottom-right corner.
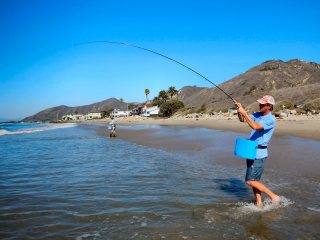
[
  {"x1": 91, "y1": 116, "x2": 320, "y2": 179},
  {"x1": 89, "y1": 115, "x2": 320, "y2": 140}
]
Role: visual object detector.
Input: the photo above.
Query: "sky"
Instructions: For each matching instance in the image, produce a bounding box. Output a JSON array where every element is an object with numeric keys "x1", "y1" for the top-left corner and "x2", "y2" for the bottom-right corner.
[{"x1": 0, "y1": 0, "x2": 319, "y2": 120}]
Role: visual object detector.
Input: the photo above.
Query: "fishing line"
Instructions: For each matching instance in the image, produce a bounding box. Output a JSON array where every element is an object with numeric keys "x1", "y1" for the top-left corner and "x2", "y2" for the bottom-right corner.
[{"x1": 75, "y1": 41, "x2": 235, "y2": 101}]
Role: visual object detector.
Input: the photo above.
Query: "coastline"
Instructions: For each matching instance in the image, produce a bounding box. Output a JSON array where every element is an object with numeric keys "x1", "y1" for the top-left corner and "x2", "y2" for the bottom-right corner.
[
  {"x1": 5, "y1": 116, "x2": 320, "y2": 239},
  {"x1": 84, "y1": 114, "x2": 320, "y2": 141},
  {"x1": 88, "y1": 116, "x2": 320, "y2": 178}
]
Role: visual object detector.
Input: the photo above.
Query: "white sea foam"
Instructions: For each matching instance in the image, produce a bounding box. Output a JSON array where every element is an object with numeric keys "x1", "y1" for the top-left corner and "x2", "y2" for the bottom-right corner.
[
  {"x1": 205, "y1": 196, "x2": 294, "y2": 222},
  {"x1": 0, "y1": 129, "x2": 11, "y2": 135},
  {"x1": 307, "y1": 207, "x2": 320, "y2": 212},
  {"x1": 0, "y1": 123, "x2": 77, "y2": 136},
  {"x1": 76, "y1": 232, "x2": 100, "y2": 240},
  {"x1": 236, "y1": 196, "x2": 294, "y2": 214}
]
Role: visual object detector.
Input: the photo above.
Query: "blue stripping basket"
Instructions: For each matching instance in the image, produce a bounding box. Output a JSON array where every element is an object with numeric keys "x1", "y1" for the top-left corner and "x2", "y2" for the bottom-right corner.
[{"x1": 234, "y1": 137, "x2": 258, "y2": 160}]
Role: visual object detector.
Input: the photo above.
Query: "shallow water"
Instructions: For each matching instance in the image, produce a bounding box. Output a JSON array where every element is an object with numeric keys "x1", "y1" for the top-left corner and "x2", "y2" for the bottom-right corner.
[{"x1": 1, "y1": 123, "x2": 319, "y2": 239}]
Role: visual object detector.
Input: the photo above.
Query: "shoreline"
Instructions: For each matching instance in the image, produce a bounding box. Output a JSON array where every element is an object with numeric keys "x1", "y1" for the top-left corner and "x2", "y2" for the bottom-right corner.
[
  {"x1": 82, "y1": 115, "x2": 320, "y2": 141},
  {"x1": 88, "y1": 117, "x2": 320, "y2": 178}
]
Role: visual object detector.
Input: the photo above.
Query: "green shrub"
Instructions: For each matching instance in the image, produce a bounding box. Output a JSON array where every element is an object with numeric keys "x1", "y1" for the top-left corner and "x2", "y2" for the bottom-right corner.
[
  {"x1": 101, "y1": 109, "x2": 113, "y2": 118},
  {"x1": 160, "y1": 100, "x2": 185, "y2": 117}
]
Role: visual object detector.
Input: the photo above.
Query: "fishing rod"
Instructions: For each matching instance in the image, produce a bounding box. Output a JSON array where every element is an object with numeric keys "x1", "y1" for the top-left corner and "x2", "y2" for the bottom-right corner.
[{"x1": 75, "y1": 40, "x2": 235, "y2": 102}]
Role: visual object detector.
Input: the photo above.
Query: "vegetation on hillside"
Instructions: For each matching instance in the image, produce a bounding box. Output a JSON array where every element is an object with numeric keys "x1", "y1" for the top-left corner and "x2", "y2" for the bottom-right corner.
[
  {"x1": 160, "y1": 100, "x2": 185, "y2": 117},
  {"x1": 152, "y1": 86, "x2": 184, "y2": 117}
]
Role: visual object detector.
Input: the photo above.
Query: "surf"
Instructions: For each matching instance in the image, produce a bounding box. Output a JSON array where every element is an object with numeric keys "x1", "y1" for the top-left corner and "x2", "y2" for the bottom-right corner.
[
  {"x1": 236, "y1": 196, "x2": 294, "y2": 214},
  {"x1": 205, "y1": 196, "x2": 294, "y2": 223},
  {"x1": 0, "y1": 123, "x2": 77, "y2": 136}
]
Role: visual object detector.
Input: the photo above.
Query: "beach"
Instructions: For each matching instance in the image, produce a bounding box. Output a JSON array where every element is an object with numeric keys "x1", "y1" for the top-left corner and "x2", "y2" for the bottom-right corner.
[
  {"x1": 92, "y1": 114, "x2": 320, "y2": 140},
  {"x1": 90, "y1": 114, "x2": 320, "y2": 178},
  {"x1": 92, "y1": 115, "x2": 320, "y2": 178}
]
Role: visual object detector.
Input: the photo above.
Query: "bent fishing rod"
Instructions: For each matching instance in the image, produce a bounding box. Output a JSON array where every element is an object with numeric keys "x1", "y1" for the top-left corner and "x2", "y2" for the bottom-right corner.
[{"x1": 75, "y1": 40, "x2": 235, "y2": 102}]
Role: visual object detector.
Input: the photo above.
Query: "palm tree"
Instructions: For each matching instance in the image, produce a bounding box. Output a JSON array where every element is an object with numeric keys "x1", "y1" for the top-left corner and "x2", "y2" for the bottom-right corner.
[
  {"x1": 119, "y1": 98, "x2": 128, "y2": 111},
  {"x1": 152, "y1": 96, "x2": 160, "y2": 106},
  {"x1": 167, "y1": 86, "x2": 178, "y2": 99},
  {"x1": 145, "y1": 89, "x2": 150, "y2": 102},
  {"x1": 158, "y1": 90, "x2": 169, "y2": 104}
]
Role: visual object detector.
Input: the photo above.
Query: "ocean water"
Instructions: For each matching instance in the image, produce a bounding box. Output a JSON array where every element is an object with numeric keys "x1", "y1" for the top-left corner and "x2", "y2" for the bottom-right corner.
[{"x1": 0, "y1": 123, "x2": 319, "y2": 239}]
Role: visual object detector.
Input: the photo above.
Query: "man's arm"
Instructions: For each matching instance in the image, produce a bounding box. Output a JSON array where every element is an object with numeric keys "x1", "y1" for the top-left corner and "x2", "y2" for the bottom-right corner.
[{"x1": 234, "y1": 101, "x2": 264, "y2": 130}]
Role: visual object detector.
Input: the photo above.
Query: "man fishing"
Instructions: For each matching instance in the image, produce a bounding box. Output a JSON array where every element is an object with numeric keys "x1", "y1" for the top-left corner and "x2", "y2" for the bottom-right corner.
[
  {"x1": 234, "y1": 95, "x2": 280, "y2": 206},
  {"x1": 78, "y1": 43, "x2": 281, "y2": 206},
  {"x1": 108, "y1": 117, "x2": 117, "y2": 138}
]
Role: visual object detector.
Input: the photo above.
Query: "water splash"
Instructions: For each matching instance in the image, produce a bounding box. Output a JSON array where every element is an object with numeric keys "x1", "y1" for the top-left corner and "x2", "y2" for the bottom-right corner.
[
  {"x1": 236, "y1": 196, "x2": 294, "y2": 214},
  {"x1": 205, "y1": 196, "x2": 294, "y2": 223}
]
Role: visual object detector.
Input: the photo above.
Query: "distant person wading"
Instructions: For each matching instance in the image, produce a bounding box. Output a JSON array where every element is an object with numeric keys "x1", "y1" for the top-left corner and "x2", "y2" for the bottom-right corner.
[
  {"x1": 234, "y1": 95, "x2": 280, "y2": 206},
  {"x1": 108, "y1": 117, "x2": 117, "y2": 138}
]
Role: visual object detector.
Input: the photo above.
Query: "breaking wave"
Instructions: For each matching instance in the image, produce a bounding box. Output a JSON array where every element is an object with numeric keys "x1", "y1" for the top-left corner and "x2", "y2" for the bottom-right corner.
[{"x1": 0, "y1": 123, "x2": 77, "y2": 136}]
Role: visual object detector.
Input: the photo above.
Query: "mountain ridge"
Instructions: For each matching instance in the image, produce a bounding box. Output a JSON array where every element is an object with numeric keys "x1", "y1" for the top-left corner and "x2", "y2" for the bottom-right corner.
[
  {"x1": 23, "y1": 59, "x2": 320, "y2": 121},
  {"x1": 177, "y1": 59, "x2": 320, "y2": 110},
  {"x1": 23, "y1": 98, "x2": 127, "y2": 122}
]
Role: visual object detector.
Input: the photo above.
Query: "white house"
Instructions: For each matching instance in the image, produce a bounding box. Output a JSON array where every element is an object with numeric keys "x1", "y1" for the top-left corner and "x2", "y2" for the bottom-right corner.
[
  {"x1": 86, "y1": 112, "x2": 102, "y2": 120},
  {"x1": 62, "y1": 114, "x2": 86, "y2": 121},
  {"x1": 141, "y1": 106, "x2": 160, "y2": 117},
  {"x1": 111, "y1": 109, "x2": 131, "y2": 117}
]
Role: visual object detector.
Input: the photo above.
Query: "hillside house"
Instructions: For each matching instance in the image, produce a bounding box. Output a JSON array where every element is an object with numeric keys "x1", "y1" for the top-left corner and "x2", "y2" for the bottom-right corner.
[
  {"x1": 62, "y1": 112, "x2": 102, "y2": 121},
  {"x1": 86, "y1": 112, "x2": 102, "y2": 120},
  {"x1": 131, "y1": 106, "x2": 143, "y2": 115},
  {"x1": 62, "y1": 114, "x2": 86, "y2": 121},
  {"x1": 141, "y1": 106, "x2": 160, "y2": 117},
  {"x1": 111, "y1": 109, "x2": 131, "y2": 117}
]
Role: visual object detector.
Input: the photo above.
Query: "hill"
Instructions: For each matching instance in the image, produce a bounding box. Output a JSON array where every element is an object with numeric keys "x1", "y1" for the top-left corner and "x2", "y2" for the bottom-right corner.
[
  {"x1": 23, "y1": 98, "x2": 127, "y2": 122},
  {"x1": 23, "y1": 59, "x2": 320, "y2": 121},
  {"x1": 177, "y1": 59, "x2": 320, "y2": 111}
]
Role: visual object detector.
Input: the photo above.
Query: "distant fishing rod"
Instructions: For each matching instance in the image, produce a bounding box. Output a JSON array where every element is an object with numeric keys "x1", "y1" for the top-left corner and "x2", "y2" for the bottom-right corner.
[{"x1": 75, "y1": 41, "x2": 235, "y2": 102}]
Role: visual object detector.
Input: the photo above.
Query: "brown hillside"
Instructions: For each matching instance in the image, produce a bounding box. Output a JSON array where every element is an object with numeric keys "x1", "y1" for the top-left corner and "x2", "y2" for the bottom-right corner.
[
  {"x1": 23, "y1": 59, "x2": 320, "y2": 121},
  {"x1": 23, "y1": 98, "x2": 127, "y2": 122},
  {"x1": 177, "y1": 59, "x2": 320, "y2": 110}
]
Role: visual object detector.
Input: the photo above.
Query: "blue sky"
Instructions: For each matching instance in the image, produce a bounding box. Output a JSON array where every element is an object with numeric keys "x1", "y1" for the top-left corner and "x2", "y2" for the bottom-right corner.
[{"x1": 1, "y1": 0, "x2": 319, "y2": 120}]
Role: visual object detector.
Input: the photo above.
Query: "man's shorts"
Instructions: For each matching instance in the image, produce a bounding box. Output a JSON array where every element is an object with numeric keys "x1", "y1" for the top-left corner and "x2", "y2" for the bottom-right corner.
[{"x1": 245, "y1": 157, "x2": 267, "y2": 181}]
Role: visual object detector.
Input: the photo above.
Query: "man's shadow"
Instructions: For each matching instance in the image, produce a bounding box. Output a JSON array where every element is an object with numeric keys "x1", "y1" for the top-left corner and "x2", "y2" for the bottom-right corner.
[{"x1": 212, "y1": 178, "x2": 252, "y2": 200}]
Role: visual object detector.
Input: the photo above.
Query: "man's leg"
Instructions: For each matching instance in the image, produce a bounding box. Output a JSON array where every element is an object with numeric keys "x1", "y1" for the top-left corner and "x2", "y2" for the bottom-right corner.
[
  {"x1": 110, "y1": 129, "x2": 115, "y2": 137},
  {"x1": 247, "y1": 180, "x2": 280, "y2": 202},
  {"x1": 252, "y1": 187, "x2": 262, "y2": 206},
  {"x1": 110, "y1": 126, "x2": 116, "y2": 137}
]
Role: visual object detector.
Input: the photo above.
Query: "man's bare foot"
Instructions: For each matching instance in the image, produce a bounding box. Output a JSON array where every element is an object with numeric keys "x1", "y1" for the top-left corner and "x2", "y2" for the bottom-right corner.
[{"x1": 271, "y1": 195, "x2": 280, "y2": 203}]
